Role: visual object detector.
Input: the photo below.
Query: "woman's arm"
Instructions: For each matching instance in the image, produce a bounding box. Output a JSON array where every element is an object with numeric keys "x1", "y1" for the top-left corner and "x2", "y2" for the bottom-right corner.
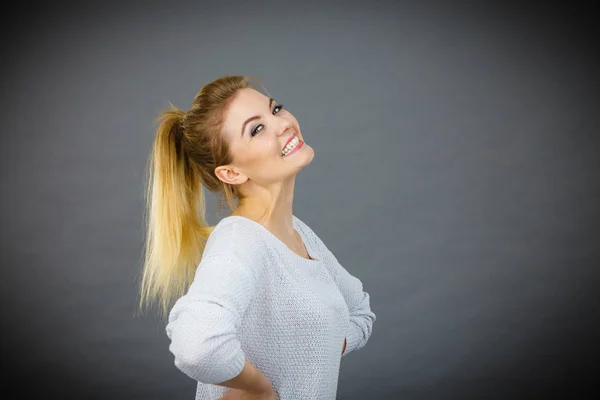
[{"x1": 165, "y1": 253, "x2": 261, "y2": 384}]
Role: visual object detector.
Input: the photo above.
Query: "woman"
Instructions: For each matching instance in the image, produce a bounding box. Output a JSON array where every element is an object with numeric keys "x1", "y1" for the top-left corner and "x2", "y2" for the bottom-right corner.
[{"x1": 138, "y1": 75, "x2": 376, "y2": 400}]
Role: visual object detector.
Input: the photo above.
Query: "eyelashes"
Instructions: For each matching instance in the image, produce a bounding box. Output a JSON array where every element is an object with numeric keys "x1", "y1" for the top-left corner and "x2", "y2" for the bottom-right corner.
[{"x1": 250, "y1": 104, "x2": 284, "y2": 137}]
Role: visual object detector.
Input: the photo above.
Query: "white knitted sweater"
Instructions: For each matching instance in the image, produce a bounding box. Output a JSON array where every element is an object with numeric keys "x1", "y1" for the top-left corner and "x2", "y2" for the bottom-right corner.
[{"x1": 165, "y1": 214, "x2": 376, "y2": 399}]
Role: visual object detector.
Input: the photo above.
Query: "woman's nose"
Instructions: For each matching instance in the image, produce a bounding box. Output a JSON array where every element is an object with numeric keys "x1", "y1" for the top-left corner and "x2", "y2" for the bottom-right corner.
[{"x1": 277, "y1": 121, "x2": 294, "y2": 137}]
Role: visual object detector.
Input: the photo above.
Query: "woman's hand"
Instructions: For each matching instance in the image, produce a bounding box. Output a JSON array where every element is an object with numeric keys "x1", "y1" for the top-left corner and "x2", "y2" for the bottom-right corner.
[
  {"x1": 217, "y1": 387, "x2": 278, "y2": 400},
  {"x1": 342, "y1": 337, "x2": 347, "y2": 355}
]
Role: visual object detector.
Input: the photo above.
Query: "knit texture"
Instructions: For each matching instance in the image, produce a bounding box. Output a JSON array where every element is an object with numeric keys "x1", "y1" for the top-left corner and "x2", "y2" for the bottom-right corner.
[{"x1": 165, "y1": 214, "x2": 376, "y2": 399}]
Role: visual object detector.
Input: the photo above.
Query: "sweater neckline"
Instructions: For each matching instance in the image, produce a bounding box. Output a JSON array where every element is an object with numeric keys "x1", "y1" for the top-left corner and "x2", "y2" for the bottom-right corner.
[{"x1": 221, "y1": 215, "x2": 323, "y2": 265}]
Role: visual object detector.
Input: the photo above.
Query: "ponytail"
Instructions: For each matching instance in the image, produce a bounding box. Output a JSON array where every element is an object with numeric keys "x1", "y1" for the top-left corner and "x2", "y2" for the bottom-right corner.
[{"x1": 137, "y1": 103, "x2": 214, "y2": 320}]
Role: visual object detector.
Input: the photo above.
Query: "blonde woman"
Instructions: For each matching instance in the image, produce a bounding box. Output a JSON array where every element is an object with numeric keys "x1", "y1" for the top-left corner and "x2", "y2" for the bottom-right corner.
[{"x1": 138, "y1": 75, "x2": 376, "y2": 400}]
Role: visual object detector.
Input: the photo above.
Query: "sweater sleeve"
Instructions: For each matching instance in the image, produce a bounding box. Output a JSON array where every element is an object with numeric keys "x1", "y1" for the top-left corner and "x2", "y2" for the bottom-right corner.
[
  {"x1": 295, "y1": 217, "x2": 376, "y2": 357},
  {"x1": 324, "y1": 247, "x2": 376, "y2": 357},
  {"x1": 165, "y1": 252, "x2": 258, "y2": 384}
]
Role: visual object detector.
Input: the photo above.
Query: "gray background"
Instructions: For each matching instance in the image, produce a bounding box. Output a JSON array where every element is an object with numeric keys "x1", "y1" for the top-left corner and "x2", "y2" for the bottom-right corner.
[{"x1": 2, "y1": 1, "x2": 599, "y2": 399}]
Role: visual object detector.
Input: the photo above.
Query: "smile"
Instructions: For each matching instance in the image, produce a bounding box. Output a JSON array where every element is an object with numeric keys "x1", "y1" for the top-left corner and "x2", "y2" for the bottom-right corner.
[{"x1": 282, "y1": 136, "x2": 303, "y2": 156}]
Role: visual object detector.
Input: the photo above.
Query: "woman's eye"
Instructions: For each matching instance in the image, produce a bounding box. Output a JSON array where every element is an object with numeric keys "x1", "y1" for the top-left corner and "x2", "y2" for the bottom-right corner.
[{"x1": 251, "y1": 104, "x2": 284, "y2": 137}]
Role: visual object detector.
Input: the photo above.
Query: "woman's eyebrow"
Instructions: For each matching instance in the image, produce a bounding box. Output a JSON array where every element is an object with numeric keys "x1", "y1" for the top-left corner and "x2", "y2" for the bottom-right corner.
[{"x1": 240, "y1": 97, "x2": 276, "y2": 137}]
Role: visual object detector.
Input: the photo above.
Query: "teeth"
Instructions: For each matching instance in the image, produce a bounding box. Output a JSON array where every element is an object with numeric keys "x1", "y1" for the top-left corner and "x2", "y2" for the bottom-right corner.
[{"x1": 282, "y1": 137, "x2": 300, "y2": 156}]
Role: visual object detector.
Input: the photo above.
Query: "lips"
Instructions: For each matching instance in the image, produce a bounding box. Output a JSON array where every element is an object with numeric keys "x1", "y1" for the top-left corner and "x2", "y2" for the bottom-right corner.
[{"x1": 282, "y1": 134, "x2": 297, "y2": 152}]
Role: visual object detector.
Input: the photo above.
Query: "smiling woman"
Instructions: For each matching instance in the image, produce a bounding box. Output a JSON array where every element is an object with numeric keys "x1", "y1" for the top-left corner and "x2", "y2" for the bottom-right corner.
[
  {"x1": 215, "y1": 86, "x2": 314, "y2": 191},
  {"x1": 138, "y1": 75, "x2": 375, "y2": 400}
]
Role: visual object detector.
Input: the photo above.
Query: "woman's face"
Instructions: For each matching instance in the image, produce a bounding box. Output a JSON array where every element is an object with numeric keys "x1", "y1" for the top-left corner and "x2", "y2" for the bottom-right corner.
[{"x1": 216, "y1": 88, "x2": 314, "y2": 187}]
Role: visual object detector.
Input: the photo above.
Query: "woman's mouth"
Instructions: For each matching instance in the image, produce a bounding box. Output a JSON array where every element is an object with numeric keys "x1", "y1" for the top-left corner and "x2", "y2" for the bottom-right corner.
[{"x1": 282, "y1": 136, "x2": 303, "y2": 157}]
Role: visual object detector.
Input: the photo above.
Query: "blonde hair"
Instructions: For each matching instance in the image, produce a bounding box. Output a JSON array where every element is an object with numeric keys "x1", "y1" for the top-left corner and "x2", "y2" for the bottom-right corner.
[{"x1": 137, "y1": 75, "x2": 268, "y2": 320}]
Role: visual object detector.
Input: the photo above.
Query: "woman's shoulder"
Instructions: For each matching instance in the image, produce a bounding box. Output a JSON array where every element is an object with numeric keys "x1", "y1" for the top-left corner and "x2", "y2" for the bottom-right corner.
[
  {"x1": 292, "y1": 214, "x2": 311, "y2": 231},
  {"x1": 292, "y1": 214, "x2": 321, "y2": 245},
  {"x1": 202, "y1": 217, "x2": 267, "y2": 266}
]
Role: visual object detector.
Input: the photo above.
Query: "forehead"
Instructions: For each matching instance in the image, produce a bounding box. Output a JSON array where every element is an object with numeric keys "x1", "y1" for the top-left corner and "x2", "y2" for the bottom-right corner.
[{"x1": 227, "y1": 89, "x2": 269, "y2": 120}]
